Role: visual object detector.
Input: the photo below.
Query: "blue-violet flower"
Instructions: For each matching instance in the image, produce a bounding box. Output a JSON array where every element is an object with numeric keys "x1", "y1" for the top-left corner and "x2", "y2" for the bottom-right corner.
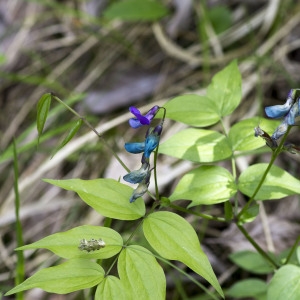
[
  {"x1": 123, "y1": 162, "x2": 150, "y2": 184},
  {"x1": 124, "y1": 142, "x2": 145, "y2": 154},
  {"x1": 129, "y1": 172, "x2": 151, "y2": 203},
  {"x1": 129, "y1": 105, "x2": 160, "y2": 128}
]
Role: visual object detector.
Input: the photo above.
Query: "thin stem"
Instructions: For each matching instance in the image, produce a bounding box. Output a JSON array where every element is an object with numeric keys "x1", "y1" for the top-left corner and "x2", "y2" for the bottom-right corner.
[
  {"x1": 52, "y1": 94, "x2": 130, "y2": 172},
  {"x1": 170, "y1": 203, "x2": 226, "y2": 222},
  {"x1": 237, "y1": 126, "x2": 292, "y2": 219},
  {"x1": 237, "y1": 224, "x2": 279, "y2": 268},
  {"x1": 285, "y1": 235, "x2": 300, "y2": 264}
]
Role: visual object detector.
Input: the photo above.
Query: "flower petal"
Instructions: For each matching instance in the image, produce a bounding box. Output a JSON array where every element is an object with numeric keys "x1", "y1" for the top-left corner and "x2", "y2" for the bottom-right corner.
[
  {"x1": 265, "y1": 97, "x2": 293, "y2": 119},
  {"x1": 123, "y1": 163, "x2": 150, "y2": 184},
  {"x1": 124, "y1": 142, "x2": 145, "y2": 153},
  {"x1": 271, "y1": 118, "x2": 288, "y2": 140},
  {"x1": 287, "y1": 100, "x2": 300, "y2": 125},
  {"x1": 129, "y1": 118, "x2": 143, "y2": 129}
]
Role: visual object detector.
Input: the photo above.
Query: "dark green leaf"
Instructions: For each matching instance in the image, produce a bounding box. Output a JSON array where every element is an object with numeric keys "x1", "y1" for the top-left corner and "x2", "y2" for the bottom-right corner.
[
  {"x1": 5, "y1": 259, "x2": 104, "y2": 295},
  {"x1": 229, "y1": 251, "x2": 274, "y2": 274},
  {"x1": 118, "y1": 245, "x2": 166, "y2": 300},
  {"x1": 226, "y1": 279, "x2": 267, "y2": 299},
  {"x1": 238, "y1": 203, "x2": 259, "y2": 225},
  {"x1": 208, "y1": 6, "x2": 232, "y2": 34},
  {"x1": 169, "y1": 165, "x2": 237, "y2": 206},
  {"x1": 159, "y1": 128, "x2": 232, "y2": 162},
  {"x1": 52, "y1": 119, "x2": 83, "y2": 158},
  {"x1": 238, "y1": 164, "x2": 300, "y2": 200},
  {"x1": 17, "y1": 225, "x2": 123, "y2": 259},
  {"x1": 37, "y1": 93, "x2": 51, "y2": 142},
  {"x1": 224, "y1": 201, "x2": 233, "y2": 221},
  {"x1": 143, "y1": 211, "x2": 224, "y2": 298},
  {"x1": 44, "y1": 178, "x2": 145, "y2": 220},
  {"x1": 103, "y1": 0, "x2": 168, "y2": 21}
]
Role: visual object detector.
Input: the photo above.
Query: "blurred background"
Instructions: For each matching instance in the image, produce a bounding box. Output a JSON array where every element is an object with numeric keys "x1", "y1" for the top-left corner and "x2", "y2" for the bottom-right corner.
[{"x1": 1, "y1": 0, "x2": 300, "y2": 299}]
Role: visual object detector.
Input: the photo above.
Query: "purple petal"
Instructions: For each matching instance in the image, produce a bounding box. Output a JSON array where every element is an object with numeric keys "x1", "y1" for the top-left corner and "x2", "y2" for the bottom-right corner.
[
  {"x1": 129, "y1": 106, "x2": 141, "y2": 117},
  {"x1": 129, "y1": 118, "x2": 143, "y2": 128}
]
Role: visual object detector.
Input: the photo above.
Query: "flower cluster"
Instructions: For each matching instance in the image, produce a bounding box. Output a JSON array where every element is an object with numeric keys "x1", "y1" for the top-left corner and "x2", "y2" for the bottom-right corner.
[
  {"x1": 255, "y1": 89, "x2": 300, "y2": 153},
  {"x1": 123, "y1": 105, "x2": 164, "y2": 203}
]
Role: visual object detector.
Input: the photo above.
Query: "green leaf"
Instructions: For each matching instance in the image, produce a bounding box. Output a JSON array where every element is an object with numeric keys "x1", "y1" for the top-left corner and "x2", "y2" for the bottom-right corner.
[
  {"x1": 143, "y1": 211, "x2": 224, "y2": 298},
  {"x1": 52, "y1": 119, "x2": 83, "y2": 158},
  {"x1": 44, "y1": 178, "x2": 145, "y2": 220},
  {"x1": 163, "y1": 95, "x2": 220, "y2": 127},
  {"x1": 17, "y1": 225, "x2": 123, "y2": 259},
  {"x1": 95, "y1": 276, "x2": 125, "y2": 300},
  {"x1": 226, "y1": 279, "x2": 267, "y2": 299},
  {"x1": 118, "y1": 245, "x2": 166, "y2": 300},
  {"x1": 103, "y1": 0, "x2": 168, "y2": 21},
  {"x1": 238, "y1": 164, "x2": 300, "y2": 200},
  {"x1": 169, "y1": 165, "x2": 237, "y2": 206},
  {"x1": 206, "y1": 60, "x2": 242, "y2": 117},
  {"x1": 159, "y1": 128, "x2": 232, "y2": 162},
  {"x1": 224, "y1": 200, "x2": 233, "y2": 221},
  {"x1": 238, "y1": 203, "x2": 259, "y2": 225},
  {"x1": 5, "y1": 259, "x2": 104, "y2": 295},
  {"x1": 229, "y1": 251, "x2": 274, "y2": 274},
  {"x1": 37, "y1": 93, "x2": 52, "y2": 142},
  {"x1": 267, "y1": 265, "x2": 300, "y2": 300},
  {"x1": 228, "y1": 117, "x2": 280, "y2": 152},
  {"x1": 208, "y1": 6, "x2": 232, "y2": 34}
]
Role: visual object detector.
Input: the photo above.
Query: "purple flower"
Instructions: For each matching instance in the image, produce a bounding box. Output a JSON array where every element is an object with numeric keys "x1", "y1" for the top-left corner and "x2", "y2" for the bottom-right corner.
[{"x1": 129, "y1": 105, "x2": 160, "y2": 128}]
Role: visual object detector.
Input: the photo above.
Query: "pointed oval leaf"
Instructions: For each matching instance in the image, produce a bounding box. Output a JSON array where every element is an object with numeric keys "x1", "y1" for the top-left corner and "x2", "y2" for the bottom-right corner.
[
  {"x1": 118, "y1": 245, "x2": 166, "y2": 300},
  {"x1": 17, "y1": 225, "x2": 123, "y2": 259},
  {"x1": 44, "y1": 178, "x2": 145, "y2": 220},
  {"x1": 52, "y1": 119, "x2": 83, "y2": 158},
  {"x1": 170, "y1": 165, "x2": 237, "y2": 206},
  {"x1": 162, "y1": 95, "x2": 220, "y2": 127},
  {"x1": 159, "y1": 128, "x2": 232, "y2": 162},
  {"x1": 5, "y1": 259, "x2": 104, "y2": 295},
  {"x1": 267, "y1": 265, "x2": 300, "y2": 300},
  {"x1": 238, "y1": 163, "x2": 300, "y2": 200},
  {"x1": 228, "y1": 117, "x2": 280, "y2": 152},
  {"x1": 229, "y1": 250, "x2": 274, "y2": 274},
  {"x1": 206, "y1": 60, "x2": 242, "y2": 117},
  {"x1": 95, "y1": 276, "x2": 125, "y2": 300},
  {"x1": 238, "y1": 204, "x2": 259, "y2": 225},
  {"x1": 103, "y1": 0, "x2": 168, "y2": 21},
  {"x1": 226, "y1": 279, "x2": 267, "y2": 299},
  {"x1": 143, "y1": 211, "x2": 223, "y2": 298},
  {"x1": 37, "y1": 93, "x2": 51, "y2": 141}
]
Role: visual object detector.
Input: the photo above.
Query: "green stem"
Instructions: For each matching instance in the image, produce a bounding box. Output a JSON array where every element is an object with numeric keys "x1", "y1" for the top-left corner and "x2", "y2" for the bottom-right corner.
[
  {"x1": 237, "y1": 224, "x2": 279, "y2": 268},
  {"x1": 52, "y1": 94, "x2": 130, "y2": 172},
  {"x1": 170, "y1": 203, "x2": 226, "y2": 222},
  {"x1": 237, "y1": 126, "x2": 292, "y2": 220},
  {"x1": 13, "y1": 140, "x2": 24, "y2": 300},
  {"x1": 285, "y1": 235, "x2": 300, "y2": 264}
]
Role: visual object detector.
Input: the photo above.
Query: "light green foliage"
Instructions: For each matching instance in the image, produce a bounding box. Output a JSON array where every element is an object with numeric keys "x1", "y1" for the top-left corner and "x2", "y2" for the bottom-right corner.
[
  {"x1": 238, "y1": 163, "x2": 300, "y2": 200},
  {"x1": 228, "y1": 117, "x2": 280, "y2": 152},
  {"x1": 159, "y1": 128, "x2": 232, "y2": 162},
  {"x1": 143, "y1": 211, "x2": 224, "y2": 298},
  {"x1": 95, "y1": 276, "x2": 125, "y2": 300},
  {"x1": 163, "y1": 95, "x2": 220, "y2": 127},
  {"x1": 226, "y1": 279, "x2": 267, "y2": 300},
  {"x1": 267, "y1": 265, "x2": 300, "y2": 300},
  {"x1": 103, "y1": 0, "x2": 168, "y2": 21},
  {"x1": 36, "y1": 93, "x2": 51, "y2": 143},
  {"x1": 118, "y1": 245, "x2": 166, "y2": 300},
  {"x1": 6, "y1": 259, "x2": 105, "y2": 295},
  {"x1": 44, "y1": 178, "x2": 145, "y2": 220},
  {"x1": 17, "y1": 225, "x2": 123, "y2": 259},
  {"x1": 169, "y1": 165, "x2": 237, "y2": 206},
  {"x1": 229, "y1": 250, "x2": 275, "y2": 274}
]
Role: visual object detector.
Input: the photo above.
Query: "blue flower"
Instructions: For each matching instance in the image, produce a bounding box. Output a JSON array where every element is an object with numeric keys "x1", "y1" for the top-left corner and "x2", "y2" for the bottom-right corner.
[
  {"x1": 129, "y1": 105, "x2": 160, "y2": 128},
  {"x1": 265, "y1": 89, "x2": 300, "y2": 140},
  {"x1": 129, "y1": 172, "x2": 151, "y2": 203},
  {"x1": 123, "y1": 162, "x2": 150, "y2": 184},
  {"x1": 124, "y1": 142, "x2": 145, "y2": 154},
  {"x1": 144, "y1": 125, "x2": 162, "y2": 158}
]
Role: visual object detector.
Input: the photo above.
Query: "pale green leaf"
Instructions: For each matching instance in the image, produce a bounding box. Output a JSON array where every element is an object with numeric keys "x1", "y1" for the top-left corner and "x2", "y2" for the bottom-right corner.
[
  {"x1": 238, "y1": 204, "x2": 259, "y2": 225},
  {"x1": 5, "y1": 259, "x2": 104, "y2": 295},
  {"x1": 267, "y1": 265, "x2": 300, "y2": 300},
  {"x1": 103, "y1": 0, "x2": 168, "y2": 21},
  {"x1": 37, "y1": 93, "x2": 51, "y2": 142},
  {"x1": 143, "y1": 211, "x2": 224, "y2": 298},
  {"x1": 163, "y1": 94, "x2": 220, "y2": 127},
  {"x1": 228, "y1": 117, "x2": 280, "y2": 152},
  {"x1": 169, "y1": 165, "x2": 237, "y2": 206},
  {"x1": 229, "y1": 251, "x2": 274, "y2": 274},
  {"x1": 17, "y1": 225, "x2": 123, "y2": 259},
  {"x1": 118, "y1": 245, "x2": 166, "y2": 300},
  {"x1": 159, "y1": 128, "x2": 232, "y2": 162},
  {"x1": 226, "y1": 279, "x2": 267, "y2": 299},
  {"x1": 95, "y1": 276, "x2": 125, "y2": 300},
  {"x1": 44, "y1": 178, "x2": 145, "y2": 220},
  {"x1": 206, "y1": 60, "x2": 242, "y2": 116},
  {"x1": 238, "y1": 164, "x2": 300, "y2": 200}
]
